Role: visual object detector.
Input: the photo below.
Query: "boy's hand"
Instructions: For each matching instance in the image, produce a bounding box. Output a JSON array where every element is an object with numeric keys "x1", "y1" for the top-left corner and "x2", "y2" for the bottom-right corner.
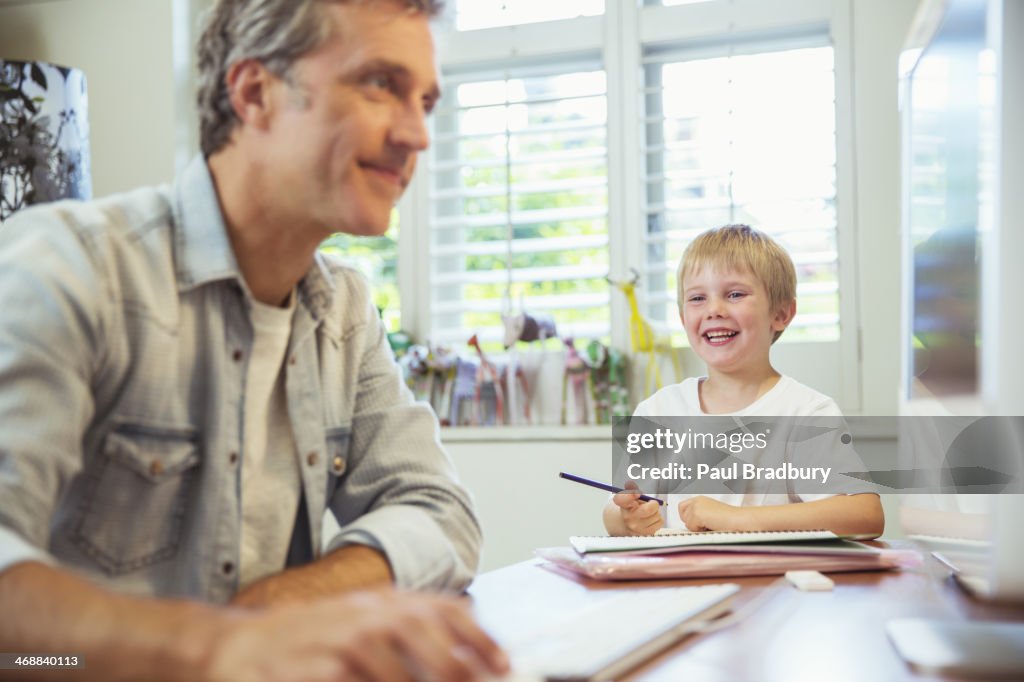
[
  {"x1": 612, "y1": 481, "x2": 664, "y2": 535},
  {"x1": 677, "y1": 496, "x2": 744, "y2": 532}
]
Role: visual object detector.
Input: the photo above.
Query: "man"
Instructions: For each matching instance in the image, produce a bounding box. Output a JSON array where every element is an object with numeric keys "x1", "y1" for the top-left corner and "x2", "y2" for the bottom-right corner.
[{"x1": 0, "y1": 0, "x2": 509, "y2": 679}]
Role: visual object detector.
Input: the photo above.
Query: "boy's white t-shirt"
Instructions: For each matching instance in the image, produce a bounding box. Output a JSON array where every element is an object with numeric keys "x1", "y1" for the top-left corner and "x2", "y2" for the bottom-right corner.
[{"x1": 632, "y1": 375, "x2": 843, "y2": 530}]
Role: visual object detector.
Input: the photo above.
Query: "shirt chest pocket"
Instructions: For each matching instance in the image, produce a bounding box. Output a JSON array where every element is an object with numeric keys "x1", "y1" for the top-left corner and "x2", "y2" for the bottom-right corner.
[{"x1": 73, "y1": 423, "x2": 200, "y2": 575}]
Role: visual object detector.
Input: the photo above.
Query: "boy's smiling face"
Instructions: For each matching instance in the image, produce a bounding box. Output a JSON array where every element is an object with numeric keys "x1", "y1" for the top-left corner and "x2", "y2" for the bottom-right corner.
[{"x1": 680, "y1": 265, "x2": 795, "y2": 375}]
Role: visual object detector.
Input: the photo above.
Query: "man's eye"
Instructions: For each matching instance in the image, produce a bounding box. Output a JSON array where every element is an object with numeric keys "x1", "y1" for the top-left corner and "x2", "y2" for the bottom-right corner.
[{"x1": 367, "y1": 74, "x2": 392, "y2": 90}]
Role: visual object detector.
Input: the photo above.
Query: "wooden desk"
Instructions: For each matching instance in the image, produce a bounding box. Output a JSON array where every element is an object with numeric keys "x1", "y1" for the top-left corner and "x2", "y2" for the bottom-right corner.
[{"x1": 468, "y1": 549, "x2": 1024, "y2": 681}]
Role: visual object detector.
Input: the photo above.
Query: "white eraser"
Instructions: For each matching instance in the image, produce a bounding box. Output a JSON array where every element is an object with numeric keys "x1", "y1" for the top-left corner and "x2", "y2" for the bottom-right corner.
[{"x1": 785, "y1": 570, "x2": 834, "y2": 591}]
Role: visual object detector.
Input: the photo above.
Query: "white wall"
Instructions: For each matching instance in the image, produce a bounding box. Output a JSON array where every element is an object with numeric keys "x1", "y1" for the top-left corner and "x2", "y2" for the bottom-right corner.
[
  {"x1": 0, "y1": 0, "x2": 176, "y2": 197},
  {"x1": 445, "y1": 430, "x2": 611, "y2": 572}
]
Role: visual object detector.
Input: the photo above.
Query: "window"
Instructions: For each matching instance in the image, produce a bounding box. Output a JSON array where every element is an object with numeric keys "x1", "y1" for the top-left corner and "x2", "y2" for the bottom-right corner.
[
  {"x1": 451, "y1": 0, "x2": 604, "y2": 31},
  {"x1": 427, "y1": 63, "x2": 610, "y2": 348},
  {"x1": 319, "y1": 211, "x2": 400, "y2": 332},
  {"x1": 396, "y1": 0, "x2": 860, "y2": 410},
  {"x1": 642, "y1": 41, "x2": 840, "y2": 343}
]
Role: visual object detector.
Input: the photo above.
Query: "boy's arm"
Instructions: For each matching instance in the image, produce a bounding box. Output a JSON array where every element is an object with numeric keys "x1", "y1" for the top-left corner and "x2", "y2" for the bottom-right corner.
[{"x1": 678, "y1": 494, "x2": 885, "y2": 538}]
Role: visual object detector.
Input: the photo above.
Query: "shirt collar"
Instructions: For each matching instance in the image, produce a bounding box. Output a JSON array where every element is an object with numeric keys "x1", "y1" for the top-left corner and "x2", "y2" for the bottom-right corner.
[
  {"x1": 172, "y1": 155, "x2": 241, "y2": 291},
  {"x1": 171, "y1": 155, "x2": 337, "y2": 323},
  {"x1": 298, "y1": 251, "x2": 338, "y2": 325}
]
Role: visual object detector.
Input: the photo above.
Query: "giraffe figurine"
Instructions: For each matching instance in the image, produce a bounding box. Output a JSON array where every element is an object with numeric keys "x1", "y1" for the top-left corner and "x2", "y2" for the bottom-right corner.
[{"x1": 606, "y1": 268, "x2": 681, "y2": 398}]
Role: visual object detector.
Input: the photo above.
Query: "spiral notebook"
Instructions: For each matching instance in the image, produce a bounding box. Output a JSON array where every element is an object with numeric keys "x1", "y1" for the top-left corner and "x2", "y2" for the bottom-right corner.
[{"x1": 570, "y1": 529, "x2": 846, "y2": 555}]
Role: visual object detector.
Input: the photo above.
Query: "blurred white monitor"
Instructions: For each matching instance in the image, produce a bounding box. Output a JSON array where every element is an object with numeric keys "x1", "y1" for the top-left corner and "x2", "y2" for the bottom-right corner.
[{"x1": 921, "y1": 495, "x2": 1024, "y2": 602}]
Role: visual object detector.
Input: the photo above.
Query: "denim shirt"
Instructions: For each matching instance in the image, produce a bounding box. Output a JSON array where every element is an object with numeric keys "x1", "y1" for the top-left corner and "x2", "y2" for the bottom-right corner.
[{"x1": 0, "y1": 157, "x2": 481, "y2": 603}]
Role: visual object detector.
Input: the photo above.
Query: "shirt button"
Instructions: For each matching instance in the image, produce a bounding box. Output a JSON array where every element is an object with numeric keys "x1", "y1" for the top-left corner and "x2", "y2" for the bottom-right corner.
[
  {"x1": 307, "y1": 452, "x2": 319, "y2": 467},
  {"x1": 222, "y1": 561, "x2": 234, "y2": 575},
  {"x1": 228, "y1": 451, "x2": 239, "y2": 465},
  {"x1": 149, "y1": 459, "x2": 164, "y2": 477},
  {"x1": 232, "y1": 349, "x2": 243, "y2": 362},
  {"x1": 332, "y1": 456, "x2": 345, "y2": 474}
]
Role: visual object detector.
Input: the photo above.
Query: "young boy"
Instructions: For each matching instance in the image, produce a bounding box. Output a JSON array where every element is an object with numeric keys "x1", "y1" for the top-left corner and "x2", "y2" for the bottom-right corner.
[{"x1": 604, "y1": 225, "x2": 884, "y2": 537}]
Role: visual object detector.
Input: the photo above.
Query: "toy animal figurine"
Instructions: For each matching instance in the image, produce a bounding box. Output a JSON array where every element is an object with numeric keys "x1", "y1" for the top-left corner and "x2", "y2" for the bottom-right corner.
[
  {"x1": 500, "y1": 309, "x2": 556, "y2": 424},
  {"x1": 427, "y1": 345, "x2": 457, "y2": 422},
  {"x1": 583, "y1": 340, "x2": 629, "y2": 424},
  {"x1": 398, "y1": 344, "x2": 431, "y2": 399},
  {"x1": 607, "y1": 268, "x2": 681, "y2": 398},
  {"x1": 447, "y1": 356, "x2": 479, "y2": 426},
  {"x1": 605, "y1": 347, "x2": 630, "y2": 419},
  {"x1": 583, "y1": 340, "x2": 610, "y2": 424},
  {"x1": 501, "y1": 310, "x2": 558, "y2": 348},
  {"x1": 561, "y1": 337, "x2": 590, "y2": 425},
  {"x1": 502, "y1": 357, "x2": 533, "y2": 426},
  {"x1": 467, "y1": 334, "x2": 505, "y2": 426}
]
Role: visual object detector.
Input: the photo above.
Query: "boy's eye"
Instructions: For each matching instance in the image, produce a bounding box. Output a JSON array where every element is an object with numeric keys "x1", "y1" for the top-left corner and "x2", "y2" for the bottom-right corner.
[
  {"x1": 687, "y1": 295, "x2": 705, "y2": 303},
  {"x1": 727, "y1": 291, "x2": 746, "y2": 300}
]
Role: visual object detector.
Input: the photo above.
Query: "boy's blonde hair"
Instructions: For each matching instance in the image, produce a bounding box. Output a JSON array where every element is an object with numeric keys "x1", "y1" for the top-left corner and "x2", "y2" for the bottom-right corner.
[{"x1": 677, "y1": 224, "x2": 797, "y2": 343}]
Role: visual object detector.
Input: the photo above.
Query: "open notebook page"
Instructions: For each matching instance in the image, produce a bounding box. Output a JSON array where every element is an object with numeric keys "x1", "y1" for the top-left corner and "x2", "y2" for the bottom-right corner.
[{"x1": 570, "y1": 529, "x2": 839, "y2": 554}]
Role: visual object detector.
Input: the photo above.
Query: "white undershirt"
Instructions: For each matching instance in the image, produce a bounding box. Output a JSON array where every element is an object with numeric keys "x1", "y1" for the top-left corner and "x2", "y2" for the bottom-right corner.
[{"x1": 239, "y1": 291, "x2": 301, "y2": 588}]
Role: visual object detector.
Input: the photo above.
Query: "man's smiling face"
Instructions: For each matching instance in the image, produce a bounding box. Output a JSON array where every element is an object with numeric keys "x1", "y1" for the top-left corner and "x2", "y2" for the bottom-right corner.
[{"x1": 263, "y1": 1, "x2": 439, "y2": 236}]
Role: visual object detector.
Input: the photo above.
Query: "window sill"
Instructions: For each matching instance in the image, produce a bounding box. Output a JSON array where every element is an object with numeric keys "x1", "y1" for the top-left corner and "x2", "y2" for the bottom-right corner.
[{"x1": 440, "y1": 424, "x2": 613, "y2": 443}]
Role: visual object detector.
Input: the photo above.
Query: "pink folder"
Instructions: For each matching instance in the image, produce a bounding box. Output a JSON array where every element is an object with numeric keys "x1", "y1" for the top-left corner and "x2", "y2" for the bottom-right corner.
[{"x1": 535, "y1": 545, "x2": 921, "y2": 581}]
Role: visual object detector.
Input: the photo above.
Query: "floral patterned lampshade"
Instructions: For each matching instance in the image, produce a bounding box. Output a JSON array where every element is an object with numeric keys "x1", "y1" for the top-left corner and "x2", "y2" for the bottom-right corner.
[{"x1": 0, "y1": 60, "x2": 91, "y2": 221}]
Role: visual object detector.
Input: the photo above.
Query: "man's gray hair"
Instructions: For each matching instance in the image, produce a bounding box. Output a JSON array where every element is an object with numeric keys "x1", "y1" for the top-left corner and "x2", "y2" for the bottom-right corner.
[{"x1": 196, "y1": 0, "x2": 443, "y2": 156}]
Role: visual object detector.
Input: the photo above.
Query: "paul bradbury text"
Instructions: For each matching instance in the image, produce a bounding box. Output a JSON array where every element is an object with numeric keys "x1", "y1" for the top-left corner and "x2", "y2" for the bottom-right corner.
[{"x1": 626, "y1": 462, "x2": 833, "y2": 484}]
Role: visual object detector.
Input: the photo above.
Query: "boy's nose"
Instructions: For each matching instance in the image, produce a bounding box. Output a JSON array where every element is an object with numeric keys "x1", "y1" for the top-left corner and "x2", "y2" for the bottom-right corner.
[{"x1": 705, "y1": 298, "x2": 726, "y2": 317}]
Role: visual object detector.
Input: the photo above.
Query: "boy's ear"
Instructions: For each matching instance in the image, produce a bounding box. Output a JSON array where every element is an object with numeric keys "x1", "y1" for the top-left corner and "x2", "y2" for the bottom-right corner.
[
  {"x1": 224, "y1": 59, "x2": 278, "y2": 131},
  {"x1": 772, "y1": 299, "x2": 797, "y2": 331}
]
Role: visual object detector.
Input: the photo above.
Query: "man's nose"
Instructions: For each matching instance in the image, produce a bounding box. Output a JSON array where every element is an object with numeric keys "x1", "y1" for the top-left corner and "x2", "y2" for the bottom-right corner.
[{"x1": 391, "y1": 101, "x2": 430, "y2": 152}]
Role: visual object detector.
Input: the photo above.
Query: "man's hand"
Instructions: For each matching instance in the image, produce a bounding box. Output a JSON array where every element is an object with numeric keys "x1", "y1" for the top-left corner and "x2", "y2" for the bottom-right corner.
[
  {"x1": 206, "y1": 589, "x2": 509, "y2": 682},
  {"x1": 0, "y1": 561, "x2": 506, "y2": 682},
  {"x1": 676, "y1": 496, "x2": 745, "y2": 532},
  {"x1": 611, "y1": 482, "x2": 664, "y2": 536}
]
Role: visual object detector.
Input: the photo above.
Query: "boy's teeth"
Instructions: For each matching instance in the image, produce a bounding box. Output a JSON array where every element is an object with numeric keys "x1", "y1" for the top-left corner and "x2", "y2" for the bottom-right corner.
[{"x1": 706, "y1": 331, "x2": 737, "y2": 338}]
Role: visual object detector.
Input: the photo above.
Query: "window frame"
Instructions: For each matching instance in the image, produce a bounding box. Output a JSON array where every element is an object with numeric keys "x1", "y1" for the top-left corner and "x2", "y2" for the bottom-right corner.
[{"x1": 402, "y1": 0, "x2": 861, "y2": 411}]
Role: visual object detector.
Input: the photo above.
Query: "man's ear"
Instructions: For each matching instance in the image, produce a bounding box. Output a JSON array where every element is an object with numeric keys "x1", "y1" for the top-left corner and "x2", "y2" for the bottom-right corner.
[
  {"x1": 224, "y1": 59, "x2": 276, "y2": 131},
  {"x1": 772, "y1": 299, "x2": 797, "y2": 331}
]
